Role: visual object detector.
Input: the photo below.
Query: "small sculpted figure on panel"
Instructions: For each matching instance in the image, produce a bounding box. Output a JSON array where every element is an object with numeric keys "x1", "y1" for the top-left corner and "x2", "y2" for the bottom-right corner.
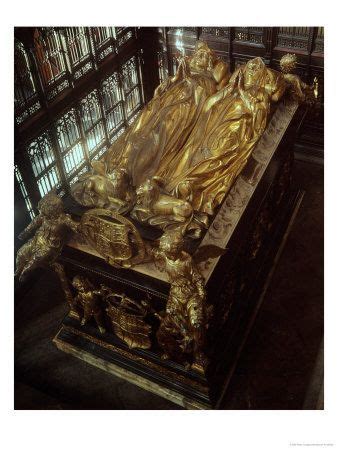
[
  {"x1": 105, "y1": 291, "x2": 152, "y2": 350},
  {"x1": 72, "y1": 275, "x2": 107, "y2": 334}
]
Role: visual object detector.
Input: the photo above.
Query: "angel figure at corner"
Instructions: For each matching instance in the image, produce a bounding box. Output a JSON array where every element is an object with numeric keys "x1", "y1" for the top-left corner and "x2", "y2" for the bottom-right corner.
[
  {"x1": 150, "y1": 228, "x2": 209, "y2": 373},
  {"x1": 15, "y1": 191, "x2": 79, "y2": 283},
  {"x1": 279, "y1": 53, "x2": 319, "y2": 104}
]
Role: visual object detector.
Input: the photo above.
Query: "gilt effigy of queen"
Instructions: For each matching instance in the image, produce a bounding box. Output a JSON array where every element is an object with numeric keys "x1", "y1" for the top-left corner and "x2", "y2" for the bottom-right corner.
[{"x1": 18, "y1": 41, "x2": 316, "y2": 408}]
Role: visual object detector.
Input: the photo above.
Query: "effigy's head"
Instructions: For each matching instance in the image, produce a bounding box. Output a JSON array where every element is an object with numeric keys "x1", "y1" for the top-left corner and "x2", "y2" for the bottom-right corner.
[
  {"x1": 244, "y1": 57, "x2": 266, "y2": 86},
  {"x1": 159, "y1": 228, "x2": 184, "y2": 257},
  {"x1": 38, "y1": 191, "x2": 63, "y2": 218},
  {"x1": 280, "y1": 53, "x2": 297, "y2": 74},
  {"x1": 245, "y1": 57, "x2": 264, "y2": 72},
  {"x1": 72, "y1": 275, "x2": 92, "y2": 293},
  {"x1": 190, "y1": 40, "x2": 216, "y2": 71}
]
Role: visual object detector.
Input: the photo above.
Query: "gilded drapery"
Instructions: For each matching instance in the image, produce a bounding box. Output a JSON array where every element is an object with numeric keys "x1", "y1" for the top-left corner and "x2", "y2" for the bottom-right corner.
[{"x1": 158, "y1": 59, "x2": 286, "y2": 216}]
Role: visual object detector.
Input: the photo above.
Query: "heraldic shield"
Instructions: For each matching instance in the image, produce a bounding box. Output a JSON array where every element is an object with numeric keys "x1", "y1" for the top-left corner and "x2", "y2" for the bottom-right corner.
[{"x1": 79, "y1": 209, "x2": 145, "y2": 268}]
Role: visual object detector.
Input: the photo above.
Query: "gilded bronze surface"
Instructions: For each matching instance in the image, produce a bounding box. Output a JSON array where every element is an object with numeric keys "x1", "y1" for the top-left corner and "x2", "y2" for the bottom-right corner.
[
  {"x1": 72, "y1": 275, "x2": 107, "y2": 334},
  {"x1": 15, "y1": 191, "x2": 78, "y2": 282},
  {"x1": 105, "y1": 291, "x2": 152, "y2": 350},
  {"x1": 130, "y1": 176, "x2": 196, "y2": 236},
  {"x1": 159, "y1": 57, "x2": 286, "y2": 218},
  {"x1": 79, "y1": 208, "x2": 145, "y2": 268},
  {"x1": 150, "y1": 229, "x2": 209, "y2": 373},
  {"x1": 68, "y1": 275, "x2": 152, "y2": 349},
  {"x1": 71, "y1": 161, "x2": 135, "y2": 214},
  {"x1": 105, "y1": 40, "x2": 230, "y2": 187},
  {"x1": 69, "y1": 49, "x2": 314, "y2": 239},
  {"x1": 19, "y1": 46, "x2": 316, "y2": 374},
  {"x1": 280, "y1": 53, "x2": 318, "y2": 104}
]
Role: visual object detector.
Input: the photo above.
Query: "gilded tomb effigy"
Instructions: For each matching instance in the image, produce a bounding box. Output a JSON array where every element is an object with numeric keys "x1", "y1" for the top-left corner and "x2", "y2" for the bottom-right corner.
[{"x1": 16, "y1": 41, "x2": 317, "y2": 408}]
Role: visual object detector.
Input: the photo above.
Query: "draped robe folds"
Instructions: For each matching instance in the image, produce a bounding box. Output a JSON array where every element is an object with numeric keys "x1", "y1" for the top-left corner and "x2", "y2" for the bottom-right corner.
[
  {"x1": 159, "y1": 65, "x2": 286, "y2": 217},
  {"x1": 104, "y1": 70, "x2": 218, "y2": 187}
]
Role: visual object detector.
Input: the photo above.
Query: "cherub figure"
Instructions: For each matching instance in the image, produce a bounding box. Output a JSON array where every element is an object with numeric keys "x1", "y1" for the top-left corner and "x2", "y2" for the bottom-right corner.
[
  {"x1": 15, "y1": 191, "x2": 78, "y2": 282},
  {"x1": 71, "y1": 275, "x2": 106, "y2": 334},
  {"x1": 150, "y1": 228, "x2": 208, "y2": 373},
  {"x1": 280, "y1": 53, "x2": 318, "y2": 103}
]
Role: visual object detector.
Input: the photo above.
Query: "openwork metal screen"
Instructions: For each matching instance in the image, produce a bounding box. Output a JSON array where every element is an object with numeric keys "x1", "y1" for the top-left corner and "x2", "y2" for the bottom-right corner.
[
  {"x1": 234, "y1": 27, "x2": 263, "y2": 44},
  {"x1": 277, "y1": 27, "x2": 310, "y2": 50},
  {"x1": 115, "y1": 27, "x2": 134, "y2": 48},
  {"x1": 27, "y1": 132, "x2": 61, "y2": 197},
  {"x1": 101, "y1": 72, "x2": 125, "y2": 138},
  {"x1": 15, "y1": 165, "x2": 35, "y2": 219},
  {"x1": 64, "y1": 27, "x2": 90, "y2": 66},
  {"x1": 56, "y1": 109, "x2": 87, "y2": 183},
  {"x1": 14, "y1": 40, "x2": 41, "y2": 124},
  {"x1": 15, "y1": 27, "x2": 140, "y2": 127},
  {"x1": 34, "y1": 28, "x2": 70, "y2": 100},
  {"x1": 201, "y1": 27, "x2": 229, "y2": 38},
  {"x1": 20, "y1": 49, "x2": 143, "y2": 209},
  {"x1": 79, "y1": 90, "x2": 106, "y2": 158},
  {"x1": 92, "y1": 27, "x2": 114, "y2": 47},
  {"x1": 314, "y1": 27, "x2": 324, "y2": 53},
  {"x1": 92, "y1": 27, "x2": 116, "y2": 61},
  {"x1": 64, "y1": 27, "x2": 94, "y2": 80},
  {"x1": 121, "y1": 56, "x2": 142, "y2": 121}
]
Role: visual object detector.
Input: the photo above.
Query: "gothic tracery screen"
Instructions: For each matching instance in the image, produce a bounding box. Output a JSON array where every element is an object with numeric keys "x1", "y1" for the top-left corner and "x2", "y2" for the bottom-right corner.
[{"x1": 15, "y1": 26, "x2": 144, "y2": 219}]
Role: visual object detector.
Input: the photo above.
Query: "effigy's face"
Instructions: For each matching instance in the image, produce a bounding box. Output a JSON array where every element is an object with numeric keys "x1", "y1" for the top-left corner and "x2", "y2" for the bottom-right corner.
[
  {"x1": 190, "y1": 50, "x2": 211, "y2": 71},
  {"x1": 244, "y1": 58, "x2": 264, "y2": 86},
  {"x1": 246, "y1": 59, "x2": 261, "y2": 76}
]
